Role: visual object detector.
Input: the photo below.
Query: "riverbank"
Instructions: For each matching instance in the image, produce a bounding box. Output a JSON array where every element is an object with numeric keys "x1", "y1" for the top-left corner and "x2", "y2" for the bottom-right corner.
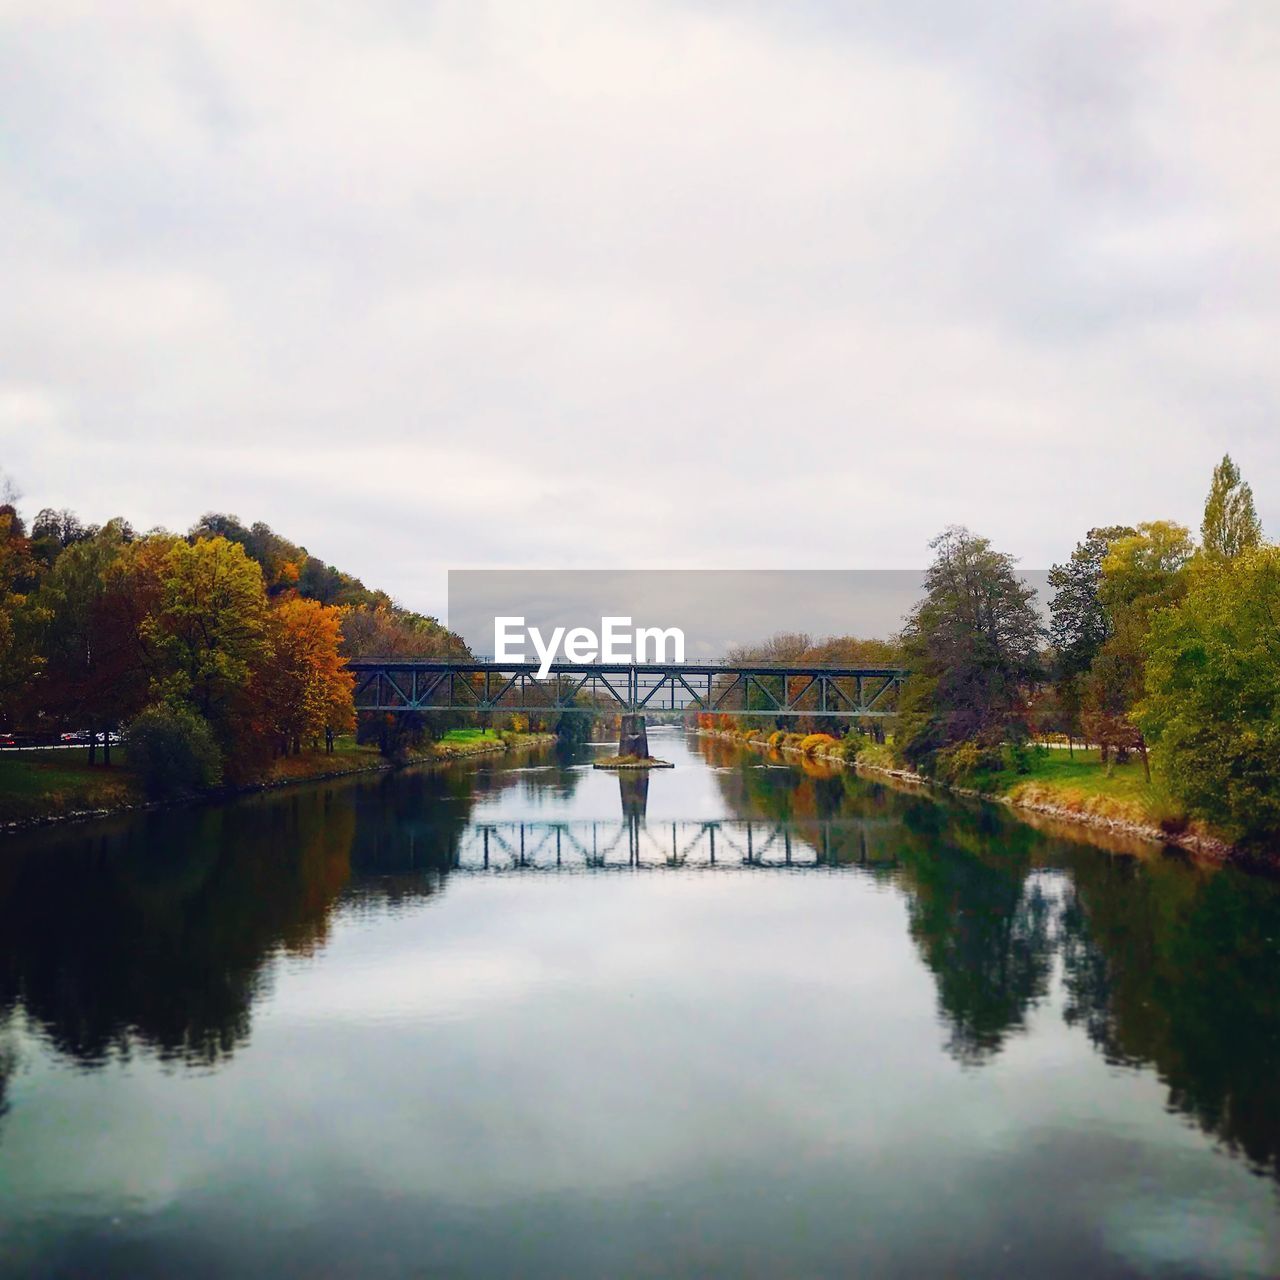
[
  {"x1": 0, "y1": 730, "x2": 558, "y2": 833},
  {"x1": 699, "y1": 727, "x2": 1257, "y2": 868}
]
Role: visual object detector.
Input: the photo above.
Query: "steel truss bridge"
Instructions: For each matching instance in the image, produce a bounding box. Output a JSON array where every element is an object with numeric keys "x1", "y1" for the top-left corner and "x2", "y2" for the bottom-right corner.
[
  {"x1": 348, "y1": 660, "x2": 907, "y2": 718},
  {"x1": 444, "y1": 819, "x2": 898, "y2": 872}
]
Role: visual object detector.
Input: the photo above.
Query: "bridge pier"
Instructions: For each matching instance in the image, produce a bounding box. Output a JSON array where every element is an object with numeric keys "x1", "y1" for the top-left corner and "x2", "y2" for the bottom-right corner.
[{"x1": 618, "y1": 714, "x2": 650, "y2": 759}]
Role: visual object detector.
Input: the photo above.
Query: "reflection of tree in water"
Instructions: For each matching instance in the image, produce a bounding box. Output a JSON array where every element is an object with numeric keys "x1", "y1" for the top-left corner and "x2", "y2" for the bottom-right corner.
[
  {"x1": 1059, "y1": 851, "x2": 1280, "y2": 1179},
  {"x1": 894, "y1": 803, "x2": 1054, "y2": 1064},
  {"x1": 701, "y1": 736, "x2": 1056, "y2": 1062},
  {"x1": 0, "y1": 745, "x2": 580, "y2": 1076},
  {"x1": 702, "y1": 731, "x2": 1280, "y2": 1169},
  {"x1": 0, "y1": 1031, "x2": 14, "y2": 1121},
  {"x1": 0, "y1": 795, "x2": 358, "y2": 1069}
]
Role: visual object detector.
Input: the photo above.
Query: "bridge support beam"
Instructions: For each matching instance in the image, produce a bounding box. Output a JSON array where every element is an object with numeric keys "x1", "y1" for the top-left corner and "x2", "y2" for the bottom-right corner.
[{"x1": 618, "y1": 714, "x2": 649, "y2": 759}]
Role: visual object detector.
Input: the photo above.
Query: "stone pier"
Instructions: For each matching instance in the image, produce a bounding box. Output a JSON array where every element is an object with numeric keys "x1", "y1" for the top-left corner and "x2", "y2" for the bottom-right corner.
[{"x1": 618, "y1": 714, "x2": 650, "y2": 759}]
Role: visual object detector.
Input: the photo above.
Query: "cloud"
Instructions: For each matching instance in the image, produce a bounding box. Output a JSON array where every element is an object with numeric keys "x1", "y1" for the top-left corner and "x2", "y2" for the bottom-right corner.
[{"x1": 2, "y1": 0, "x2": 1278, "y2": 615}]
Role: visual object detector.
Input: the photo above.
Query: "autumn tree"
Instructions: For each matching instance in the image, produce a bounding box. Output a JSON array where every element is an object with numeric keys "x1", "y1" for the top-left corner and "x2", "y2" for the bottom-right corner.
[
  {"x1": 0, "y1": 497, "x2": 45, "y2": 725},
  {"x1": 1201, "y1": 454, "x2": 1262, "y2": 561},
  {"x1": 897, "y1": 526, "x2": 1043, "y2": 772},
  {"x1": 147, "y1": 537, "x2": 268, "y2": 755},
  {"x1": 258, "y1": 597, "x2": 355, "y2": 755},
  {"x1": 339, "y1": 601, "x2": 465, "y2": 660},
  {"x1": 31, "y1": 521, "x2": 143, "y2": 760}
]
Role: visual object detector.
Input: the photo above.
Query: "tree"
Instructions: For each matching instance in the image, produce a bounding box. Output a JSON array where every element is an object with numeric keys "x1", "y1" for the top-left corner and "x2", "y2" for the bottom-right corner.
[
  {"x1": 30, "y1": 508, "x2": 101, "y2": 569},
  {"x1": 339, "y1": 601, "x2": 465, "y2": 660},
  {"x1": 1139, "y1": 546, "x2": 1280, "y2": 847},
  {"x1": 897, "y1": 527, "x2": 1043, "y2": 772},
  {"x1": 147, "y1": 537, "x2": 268, "y2": 753},
  {"x1": 124, "y1": 703, "x2": 223, "y2": 798},
  {"x1": 1085, "y1": 521, "x2": 1195, "y2": 761},
  {"x1": 1201, "y1": 454, "x2": 1262, "y2": 561},
  {"x1": 31, "y1": 521, "x2": 138, "y2": 759},
  {"x1": 1047, "y1": 526, "x2": 1135, "y2": 749},
  {"x1": 258, "y1": 597, "x2": 356, "y2": 754},
  {"x1": 0, "y1": 499, "x2": 45, "y2": 725},
  {"x1": 1048, "y1": 527, "x2": 1135, "y2": 680}
]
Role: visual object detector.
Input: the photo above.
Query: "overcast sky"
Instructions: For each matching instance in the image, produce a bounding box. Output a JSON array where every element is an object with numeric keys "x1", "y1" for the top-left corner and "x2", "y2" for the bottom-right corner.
[{"x1": 1, "y1": 1, "x2": 1276, "y2": 618}]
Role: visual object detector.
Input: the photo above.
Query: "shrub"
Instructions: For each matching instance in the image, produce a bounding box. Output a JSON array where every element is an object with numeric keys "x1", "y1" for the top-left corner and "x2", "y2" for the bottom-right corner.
[
  {"x1": 855, "y1": 739, "x2": 899, "y2": 770},
  {"x1": 768, "y1": 730, "x2": 787, "y2": 750},
  {"x1": 800, "y1": 733, "x2": 838, "y2": 756},
  {"x1": 124, "y1": 703, "x2": 223, "y2": 799},
  {"x1": 934, "y1": 739, "x2": 1003, "y2": 785},
  {"x1": 1003, "y1": 741, "x2": 1033, "y2": 775}
]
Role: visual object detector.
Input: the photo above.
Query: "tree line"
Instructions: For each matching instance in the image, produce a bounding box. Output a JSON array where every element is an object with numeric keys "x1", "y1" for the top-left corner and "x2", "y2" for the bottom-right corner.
[
  {"x1": 897, "y1": 454, "x2": 1274, "y2": 848},
  {"x1": 0, "y1": 498, "x2": 466, "y2": 791}
]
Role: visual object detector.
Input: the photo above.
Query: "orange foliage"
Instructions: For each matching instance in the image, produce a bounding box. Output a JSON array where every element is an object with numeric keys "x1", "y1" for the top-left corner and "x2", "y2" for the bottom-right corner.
[{"x1": 258, "y1": 597, "x2": 355, "y2": 751}]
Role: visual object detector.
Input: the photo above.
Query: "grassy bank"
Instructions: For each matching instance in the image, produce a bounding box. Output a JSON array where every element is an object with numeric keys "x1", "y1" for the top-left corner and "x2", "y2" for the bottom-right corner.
[
  {"x1": 0, "y1": 730, "x2": 557, "y2": 828},
  {"x1": 0, "y1": 748, "x2": 143, "y2": 823}
]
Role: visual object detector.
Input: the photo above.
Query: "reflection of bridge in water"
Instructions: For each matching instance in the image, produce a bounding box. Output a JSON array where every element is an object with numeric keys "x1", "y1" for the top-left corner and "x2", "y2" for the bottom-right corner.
[{"x1": 451, "y1": 819, "x2": 898, "y2": 872}]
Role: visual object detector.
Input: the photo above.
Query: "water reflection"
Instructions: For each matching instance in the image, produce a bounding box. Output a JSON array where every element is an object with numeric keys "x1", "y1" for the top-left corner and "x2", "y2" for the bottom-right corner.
[
  {"x1": 697, "y1": 733, "x2": 1280, "y2": 1176},
  {"x1": 1, "y1": 729, "x2": 1279, "y2": 1204}
]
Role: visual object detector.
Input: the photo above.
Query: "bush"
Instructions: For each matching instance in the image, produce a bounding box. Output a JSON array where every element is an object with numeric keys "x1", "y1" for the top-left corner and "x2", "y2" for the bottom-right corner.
[
  {"x1": 1003, "y1": 741, "x2": 1033, "y2": 775},
  {"x1": 800, "y1": 733, "x2": 838, "y2": 756},
  {"x1": 124, "y1": 704, "x2": 223, "y2": 799},
  {"x1": 934, "y1": 739, "x2": 1003, "y2": 785},
  {"x1": 767, "y1": 730, "x2": 787, "y2": 750}
]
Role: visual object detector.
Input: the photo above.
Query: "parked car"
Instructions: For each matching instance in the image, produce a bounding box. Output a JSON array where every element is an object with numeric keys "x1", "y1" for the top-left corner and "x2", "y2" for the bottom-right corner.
[
  {"x1": 0, "y1": 733, "x2": 15, "y2": 748},
  {"x1": 60, "y1": 730, "x2": 90, "y2": 744}
]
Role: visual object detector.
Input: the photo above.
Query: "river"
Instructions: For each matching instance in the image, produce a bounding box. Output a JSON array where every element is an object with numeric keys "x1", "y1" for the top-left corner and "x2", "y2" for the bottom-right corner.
[{"x1": 1, "y1": 727, "x2": 1279, "y2": 1278}]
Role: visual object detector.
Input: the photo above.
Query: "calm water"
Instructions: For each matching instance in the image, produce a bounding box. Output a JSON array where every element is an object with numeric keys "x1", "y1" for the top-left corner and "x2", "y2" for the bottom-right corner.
[{"x1": 2, "y1": 728, "x2": 1280, "y2": 1278}]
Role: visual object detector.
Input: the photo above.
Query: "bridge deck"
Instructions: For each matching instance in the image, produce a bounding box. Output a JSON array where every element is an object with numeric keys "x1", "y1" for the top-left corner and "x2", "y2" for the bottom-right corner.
[{"x1": 347, "y1": 660, "x2": 907, "y2": 717}]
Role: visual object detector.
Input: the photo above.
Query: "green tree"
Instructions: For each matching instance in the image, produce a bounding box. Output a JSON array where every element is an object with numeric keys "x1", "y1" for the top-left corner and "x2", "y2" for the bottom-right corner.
[
  {"x1": 1139, "y1": 545, "x2": 1280, "y2": 846},
  {"x1": 1201, "y1": 453, "x2": 1262, "y2": 561},
  {"x1": 147, "y1": 537, "x2": 268, "y2": 752},
  {"x1": 1048, "y1": 527, "x2": 1135, "y2": 679},
  {"x1": 1046, "y1": 526, "x2": 1135, "y2": 747},
  {"x1": 1083, "y1": 521, "x2": 1195, "y2": 758},
  {"x1": 897, "y1": 526, "x2": 1043, "y2": 772},
  {"x1": 124, "y1": 702, "x2": 224, "y2": 798}
]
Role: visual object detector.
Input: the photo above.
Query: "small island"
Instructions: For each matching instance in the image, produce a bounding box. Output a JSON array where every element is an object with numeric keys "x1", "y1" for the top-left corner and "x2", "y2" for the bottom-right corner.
[
  {"x1": 593, "y1": 714, "x2": 673, "y2": 769},
  {"x1": 593, "y1": 754, "x2": 674, "y2": 770}
]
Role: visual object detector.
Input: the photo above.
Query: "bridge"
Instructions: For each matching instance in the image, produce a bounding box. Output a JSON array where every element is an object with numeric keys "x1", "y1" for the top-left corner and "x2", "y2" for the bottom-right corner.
[
  {"x1": 348, "y1": 660, "x2": 907, "y2": 718},
  {"x1": 442, "y1": 819, "x2": 901, "y2": 872}
]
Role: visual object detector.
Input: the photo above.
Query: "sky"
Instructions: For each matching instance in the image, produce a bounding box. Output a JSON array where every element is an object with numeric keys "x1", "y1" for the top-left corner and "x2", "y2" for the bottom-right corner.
[{"x1": 1, "y1": 0, "x2": 1277, "y2": 619}]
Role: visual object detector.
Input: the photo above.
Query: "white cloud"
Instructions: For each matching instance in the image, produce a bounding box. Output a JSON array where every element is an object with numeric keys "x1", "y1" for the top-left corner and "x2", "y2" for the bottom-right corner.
[{"x1": 2, "y1": 0, "x2": 1278, "y2": 615}]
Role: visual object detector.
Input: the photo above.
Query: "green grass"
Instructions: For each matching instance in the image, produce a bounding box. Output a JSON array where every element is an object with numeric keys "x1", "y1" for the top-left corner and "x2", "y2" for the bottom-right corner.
[
  {"x1": 0, "y1": 749, "x2": 142, "y2": 822},
  {"x1": 439, "y1": 728, "x2": 505, "y2": 744},
  {"x1": 982, "y1": 747, "x2": 1181, "y2": 828}
]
